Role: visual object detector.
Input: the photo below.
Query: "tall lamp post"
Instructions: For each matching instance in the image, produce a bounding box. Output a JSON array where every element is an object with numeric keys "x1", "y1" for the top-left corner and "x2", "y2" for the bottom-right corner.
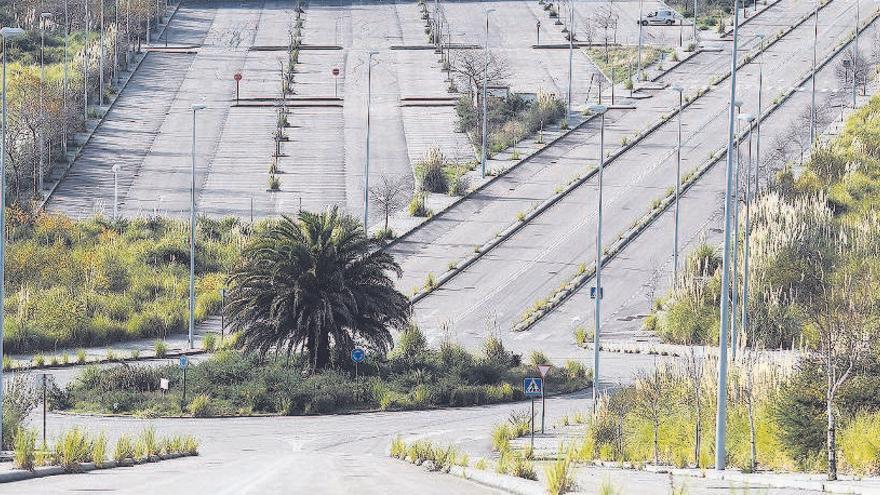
[
  {"x1": 714, "y1": 0, "x2": 743, "y2": 472},
  {"x1": 738, "y1": 113, "x2": 756, "y2": 352},
  {"x1": 809, "y1": 0, "x2": 818, "y2": 145},
  {"x1": 730, "y1": 100, "x2": 743, "y2": 361},
  {"x1": 40, "y1": 13, "x2": 54, "y2": 194},
  {"x1": 588, "y1": 104, "x2": 607, "y2": 414},
  {"x1": 566, "y1": 0, "x2": 574, "y2": 122},
  {"x1": 670, "y1": 84, "x2": 684, "y2": 287},
  {"x1": 189, "y1": 103, "x2": 206, "y2": 350},
  {"x1": 0, "y1": 25, "x2": 27, "y2": 452},
  {"x1": 364, "y1": 50, "x2": 378, "y2": 231},
  {"x1": 480, "y1": 8, "x2": 496, "y2": 179}
]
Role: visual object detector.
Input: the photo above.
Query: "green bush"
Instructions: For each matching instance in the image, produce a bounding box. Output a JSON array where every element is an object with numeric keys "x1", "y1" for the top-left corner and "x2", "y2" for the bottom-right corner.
[
  {"x1": 188, "y1": 394, "x2": 214, "y2": 417},
  {"x1": 407, "y1": 193, "x2": 431, "y2": 217},
  {"x1": 113, "y1": 435, "x2": 135, "y2": 462},
  {"x1": 202, "y1": 333, "x2": 217, "y2": 352},
  {"x1": 415, "y1": 147, "x2": 449, "y2": 193},
  {"x1": 545, "y1": 455, "x2": 575, "y2": 495},
  {"x1": 91, "y1": 433, "x2": 107, "y2": 466},
  {"x1": 13, "y1": 427, "x2": 36, "y2": 470},
  {"x1": 54, "y1": 428, "x2": 92, "y2": 472},
  {"x1": 154, "y1": 340, "x2": 168, "y2": 358}
]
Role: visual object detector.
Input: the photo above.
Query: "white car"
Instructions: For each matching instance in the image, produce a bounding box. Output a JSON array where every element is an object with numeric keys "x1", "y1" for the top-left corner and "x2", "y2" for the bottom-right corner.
[{"x1": 640, "y1": 9, "x2": 679, "y2": 25}]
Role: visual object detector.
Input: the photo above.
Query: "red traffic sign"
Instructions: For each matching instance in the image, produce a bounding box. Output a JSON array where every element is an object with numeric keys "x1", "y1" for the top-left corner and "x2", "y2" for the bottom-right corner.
[
  {"x1": 332, "y1": 68, "x2": 340, "y2": 77},
  {"x1": 537, "y1": 364, "x2": 551, "y2": 378},
  {"x1": 233, "y1": 73, "x2": 242, "y2": 81}
]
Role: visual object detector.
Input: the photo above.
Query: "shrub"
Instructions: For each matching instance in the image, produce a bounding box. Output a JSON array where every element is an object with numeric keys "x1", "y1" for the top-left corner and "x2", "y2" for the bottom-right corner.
[
  {"x1": 407, "y1": 193, "x2": 431, "y2": 217},
  {"x1": 13, "y1": 427, "x2": 36, "y2": 470},
  {"x1": 528, "y1": 350, "x2": 551, "y2": 367},
  {"x1": 33, "y1": 354, "x2": 45, "y2": 367},
  {"x1": 202, "y1": 333, "x2": 217, "y2": 352},
  {"x1": 507, "y1": 452, "x2": 538, "y2": 480},
  {"x1": 2, "y1": 355, "x2": 12, "y2": 371},
  {"x1": 182, "y1": 435, "x2": 200, "y2": 455},
  {"x1": 92, "y1": 433, "x2": 107, "y2": 467},
  {"x1": 840, "y1": 411, "x2": 880, "y2": 475},
  {"x1": 491, "y1": 423, "x2": 513, "y2": 452},
  {"x1": 390, "y1": 437, "x2": 407, "y2": 459},
  {"x1": 140, "y1": 426, "x2": 159, "y2": 458},
  {"x1": 415, "y1": 147, "x2": 448, "y2": 193},
  {"x1": 545, "y1": 455, "x2": 576, "y2": 495},
  {"x1": 268, "y1": 175, "x2": 281, "y2": 191},
  {"x1": 392, "y1": 322, "x2": 428, "y2": 360},
  {"x1": 114, "y1": 435, "x2": 135, "y2": 462},
  {"x1": 76, "y1": 349, "x2": 87, "y2": 363},
  {"x1": 55, "y1": 428, "x2": 92, "y2": 472},
  {"x1": 188, "y1": 394, "x2": 214, "y2": 417},
  {"x1": 154, "y1": 340, "x2": 168, "y2": 358}
]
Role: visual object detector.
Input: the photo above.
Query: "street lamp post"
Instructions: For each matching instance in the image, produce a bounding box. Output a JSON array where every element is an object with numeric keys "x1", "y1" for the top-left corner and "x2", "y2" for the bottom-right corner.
[
  {"x1": 0, "y1": 25, "x2": 27, "y2": 453},
  {"x1": 567, "y1": 1, "x2": 574, "y2": 122},
  {"x1": 809, "y1": 0, "x2": 818, "y2": 145},
  {"x1": 730, "y1": 101, "x2": 743, "y2": 361},
  {"x1": 671, "y1": 85, "x2": 684, "y2": 287},
  {"x1": 738, "y1": 113, "x2": 756, "y2": 351},
  {"x1": 40, "y1": 13, "x2": 53, "y2": 194},
  {"x1": 84, "y1": 0, "x2": 89, "y2": 122},
  {"x1": 588, "y1": 104, "x2": 608, "y2": 414},
  {"x1": 364, "y1": 50, "x2": 378, "y2": 231},
  {"x1": 189, "y1": 103, "x2": 206, "y2": 350},
  {"x1": 852, "y1": 0, "x2": 859, "y2": 108},
  {"x1": 480, "y1": 8, "x2": 496, "y2": 179},
  {"x1": 714, "y1": 0, "x2": 743, "y2": 472},
  {"x1": 637, "y1": 0, "x2": 644, "y2": 80},
  {"x1": 755, "y1": 35, "x2": 764, "y2": 191}
]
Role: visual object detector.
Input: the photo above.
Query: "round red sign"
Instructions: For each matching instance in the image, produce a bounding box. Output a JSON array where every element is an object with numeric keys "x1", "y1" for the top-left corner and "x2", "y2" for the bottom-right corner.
[
  {"x1": 233, "y1": 73, "x2": 242, "y2": 81},
  {"x1": 332, "y1": 68, "x2": 340, "y2": 76}
]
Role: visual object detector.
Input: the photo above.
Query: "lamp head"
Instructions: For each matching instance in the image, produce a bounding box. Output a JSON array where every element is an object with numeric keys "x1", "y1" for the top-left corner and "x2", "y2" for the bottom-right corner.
[
  {"x1": 41, "y1": 12, "x2": 54, "y2": 19},
  {"x1": 737, "y1": 113, "x2": 756, "y2": 123},
  {"x1": 191, "y1": 103, "x2": 207, "y2": 111},
  {"x1": 670, "y1": 84, "x2": 684, "y2": 93}
]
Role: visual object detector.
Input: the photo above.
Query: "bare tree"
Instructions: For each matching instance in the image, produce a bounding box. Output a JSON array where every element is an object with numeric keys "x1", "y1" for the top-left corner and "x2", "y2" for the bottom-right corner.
[
  {"x1": 449, "y1": 49, "x2": 511, "y2": 103},
  {"x1": 592, "y1": 5, "x2": 619, "y2": 63},
  {"x1": 806, "y1": 238, "x2": 878, "y2": 481},
  {"x1": 834, "y1": 50, "x2": 872, "y2": 96},
  {"x1": 737, "y1": 348, "x2": 760, "y2": 472},
  {"x1": 631, "y1": 363, "x2": 671, "y2": 464},
  {"x1": 683, "y1": 347, "x2": 706, "y2": 466},
  {"x1": 370, "y1": 174, "x2": 412, "y2": 233}
]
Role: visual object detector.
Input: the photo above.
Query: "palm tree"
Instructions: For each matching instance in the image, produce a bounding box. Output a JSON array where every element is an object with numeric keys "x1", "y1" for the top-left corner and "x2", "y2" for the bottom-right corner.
[{"x1": 225, "y1": 207, "x2": 410, "y2": 371}]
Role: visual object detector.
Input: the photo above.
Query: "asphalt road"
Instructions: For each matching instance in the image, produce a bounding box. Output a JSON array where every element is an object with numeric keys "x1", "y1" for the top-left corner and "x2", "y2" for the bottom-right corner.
[
  {"x1": 5, "y1": 351, "x2": 669, "y2": 495},
  {"x1": 406, "y1": 0, "x2": 869, "y2": 362}
]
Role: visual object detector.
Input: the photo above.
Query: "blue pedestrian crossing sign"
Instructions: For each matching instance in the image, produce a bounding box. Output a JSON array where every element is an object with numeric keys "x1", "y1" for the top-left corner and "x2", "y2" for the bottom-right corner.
[
  {"x1": 351, "y1": 347, "x2": 366, "y2": 363},
  {"x1": 523, "y1": 377, "x2": 543, "y2": 397}
]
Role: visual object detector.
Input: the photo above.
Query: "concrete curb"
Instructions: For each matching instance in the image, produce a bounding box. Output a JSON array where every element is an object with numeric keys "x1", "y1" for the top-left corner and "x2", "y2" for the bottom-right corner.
[
  {"x1": 6, "y1": 348, "x2": 206, "y2": 372},
  {"x1": 513, "y1": 8, "x2": 880, "y2": 332},
  {"x1": 0, "y1": 453, "x2": 194, "y2": 484},
  {"x1": 449, "y1": 465, "x2": 546, "y2": 495},
  {"x1": 39, "y1": 1, "x2": 183, "y2": 212},
  {"x1": 589, "y1": 461, "x2": 880, "y2": 495}
]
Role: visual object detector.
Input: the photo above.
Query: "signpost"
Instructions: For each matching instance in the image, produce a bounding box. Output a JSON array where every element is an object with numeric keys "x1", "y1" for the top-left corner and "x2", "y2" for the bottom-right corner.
[
  {"x1": 351, "y1": 347, "x2": 365, "y2": 379},
  {"x1": 233, "y1": 73, "x2": 242, "y2": 105},
  {"x1": 523, "y1": 377, "x2": 543, "y2": 449},
  {"x1": 179, "y1": 355, "x2": 189, "y2": 405},
  {"x1": 536, "y1": 364, "x2": 551, "y2": 433},
  {"x1": 332, "y1": 67, "x2": 340, "y2": 98}
]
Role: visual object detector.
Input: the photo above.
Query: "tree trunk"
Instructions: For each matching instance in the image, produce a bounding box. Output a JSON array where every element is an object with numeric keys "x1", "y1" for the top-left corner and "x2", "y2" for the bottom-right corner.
[
  {"x1": 653, "y1": 419, "x2": 659, "y2": 465},
  {"x1": 748, "y1": 401, "x2": 757, "y2": 472},
  {"x1": 827, "y1": 397, "x2": 837, "y2": 481},
  {"x1": 694, "y1": 403, "x2": 702, "y2": 467}
]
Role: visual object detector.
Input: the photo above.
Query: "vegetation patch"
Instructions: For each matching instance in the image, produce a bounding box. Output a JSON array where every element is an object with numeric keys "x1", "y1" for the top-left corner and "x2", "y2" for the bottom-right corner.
[
  {"x1": 53, "y1": 330, "x2": 590, "y2": 417},
  {"x1": 1, "y1": 211, "x2": 244, "y2": 354}
]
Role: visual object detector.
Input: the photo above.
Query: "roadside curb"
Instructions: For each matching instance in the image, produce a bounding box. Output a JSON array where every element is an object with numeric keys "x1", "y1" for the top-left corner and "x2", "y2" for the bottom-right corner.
[
  {"x1": 513, "y1": 7, "x2": 880, "y2": 332},
  {"x1": 449, "y1": 465, "x2": 545, "y2": 495},
  {"x1": 583, "y1": 461, "x2": 880, "y2": 495},
  {"x1": 0, "y1": 453, "x2": 195, "y2": 484},
  {"x1": 6, "y1": 348, "x2": 206, "y2": 373},
  {"x1": 39, "y1": 1, "x2": 183, "y2": 212}
]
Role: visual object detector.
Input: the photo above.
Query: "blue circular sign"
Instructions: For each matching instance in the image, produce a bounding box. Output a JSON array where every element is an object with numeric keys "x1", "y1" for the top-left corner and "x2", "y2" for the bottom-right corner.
[
  {"x1": 178, "y1": 355, "x2": 189, "y2": 369},
  {"x1": 351, "y1": 348, "x2": 366, "y2": 363}
]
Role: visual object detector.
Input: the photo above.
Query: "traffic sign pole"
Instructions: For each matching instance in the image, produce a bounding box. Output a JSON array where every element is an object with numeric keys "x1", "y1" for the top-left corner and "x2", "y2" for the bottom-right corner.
[
  {"x1": 530, "y1": 398, "x2": 535, "y2": 449},
  {"x1": 536, "y1": 364, "x2": 551, "y2": 434}
]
